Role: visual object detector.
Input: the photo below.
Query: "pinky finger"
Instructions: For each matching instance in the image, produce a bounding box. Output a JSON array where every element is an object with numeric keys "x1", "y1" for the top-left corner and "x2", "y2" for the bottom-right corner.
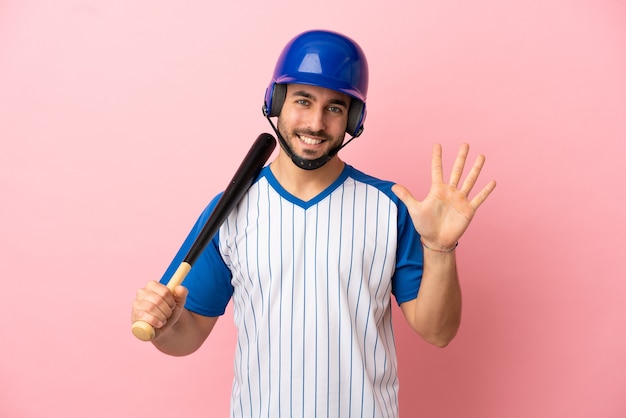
[{"x1": 470, "y1": 180, "x2": 497, "y2": 210}]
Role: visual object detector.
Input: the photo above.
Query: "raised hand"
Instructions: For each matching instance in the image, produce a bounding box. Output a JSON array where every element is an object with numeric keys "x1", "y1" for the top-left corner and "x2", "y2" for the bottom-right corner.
[{"x1": 392, "y1": 143, "x2": 496, "y2": 251}]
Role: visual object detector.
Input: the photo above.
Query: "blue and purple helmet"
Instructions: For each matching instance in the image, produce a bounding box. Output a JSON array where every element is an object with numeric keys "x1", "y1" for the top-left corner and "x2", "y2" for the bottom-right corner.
[{"x1": 263, "y1": 30, "x2": 369, "y2": 137}]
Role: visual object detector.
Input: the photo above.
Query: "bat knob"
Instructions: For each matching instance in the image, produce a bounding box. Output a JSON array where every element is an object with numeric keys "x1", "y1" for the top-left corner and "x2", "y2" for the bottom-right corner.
[{"x1": 132, "y1": 320, "x2": 156, "y2": 341}]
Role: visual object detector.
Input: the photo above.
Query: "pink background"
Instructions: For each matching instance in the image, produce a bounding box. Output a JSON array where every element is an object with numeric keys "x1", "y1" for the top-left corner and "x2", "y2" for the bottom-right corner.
[{"x1": 1, "y1": 1, "x2": 625, "y2": 417}]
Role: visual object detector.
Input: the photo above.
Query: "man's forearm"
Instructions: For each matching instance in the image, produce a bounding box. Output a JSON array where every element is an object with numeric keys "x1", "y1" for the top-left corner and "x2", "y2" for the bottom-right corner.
[
  {"x1": 152, "y1": 309, "x2": 217, "y2": 356},
  {"x1": 401, "y1": 250, "x2": 462, "y2": 347}
]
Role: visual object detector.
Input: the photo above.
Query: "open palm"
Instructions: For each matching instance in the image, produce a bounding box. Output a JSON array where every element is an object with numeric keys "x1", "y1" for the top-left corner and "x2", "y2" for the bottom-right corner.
[{"x1": 392, "y1": 144, "x2": 496, "y2": 251}]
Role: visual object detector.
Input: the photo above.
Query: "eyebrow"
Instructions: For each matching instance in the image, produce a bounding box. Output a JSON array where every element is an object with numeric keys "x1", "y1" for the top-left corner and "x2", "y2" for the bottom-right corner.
[{"x1": 292, "y1": 90, "x2": 349, "y2": 108}]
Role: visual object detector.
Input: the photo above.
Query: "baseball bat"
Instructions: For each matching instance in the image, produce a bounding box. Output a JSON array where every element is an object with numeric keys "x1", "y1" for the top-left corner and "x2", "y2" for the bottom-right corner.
[{"x1": 132, "y1": 132, "x2": 276, "y2": 341}]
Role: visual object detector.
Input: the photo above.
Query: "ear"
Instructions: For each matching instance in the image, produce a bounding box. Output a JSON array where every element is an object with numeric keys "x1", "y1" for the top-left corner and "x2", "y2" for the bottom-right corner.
[
  {"x1": 264, "y1": 83, "x2": 287, "y2": 117},
  {"x1": 346, "y1": 100, "x2": 366, "y2": 137}
]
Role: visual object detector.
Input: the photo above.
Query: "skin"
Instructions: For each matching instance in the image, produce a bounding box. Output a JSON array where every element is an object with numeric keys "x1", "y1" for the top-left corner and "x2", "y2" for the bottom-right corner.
[
  {"x1": 271, "y1": 83, "x2": 351, "y2": 200},
  {"x1": 130, "y1": 83, "x2": 496, "y2": 354},
  {"x1": 394, "y1": 143, "x2": 496, "y2": 346}
]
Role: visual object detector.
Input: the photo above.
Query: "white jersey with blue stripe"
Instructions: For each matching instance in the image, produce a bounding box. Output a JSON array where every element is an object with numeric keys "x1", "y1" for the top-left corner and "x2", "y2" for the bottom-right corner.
[{"x1": 161, "y1": 164, "x2": 424, "y2": 418}]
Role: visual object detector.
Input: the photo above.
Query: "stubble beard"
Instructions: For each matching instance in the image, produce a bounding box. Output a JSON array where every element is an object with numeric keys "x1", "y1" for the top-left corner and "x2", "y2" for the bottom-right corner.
[{"x1": 277, "y1": 118, "x2": 344, "y2": 160}]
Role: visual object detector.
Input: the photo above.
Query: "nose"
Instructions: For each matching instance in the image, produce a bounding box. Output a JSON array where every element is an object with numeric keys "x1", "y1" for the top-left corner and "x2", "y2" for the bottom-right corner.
[{"x1": 305, "y1": 106, "x2": 326, "y2": 133}]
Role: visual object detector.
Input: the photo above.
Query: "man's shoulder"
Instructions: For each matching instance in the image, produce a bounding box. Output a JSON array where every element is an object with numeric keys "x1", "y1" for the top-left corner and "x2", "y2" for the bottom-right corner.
[{"x1": 344, "y1": 164, "x2": 396, "y2": 195}]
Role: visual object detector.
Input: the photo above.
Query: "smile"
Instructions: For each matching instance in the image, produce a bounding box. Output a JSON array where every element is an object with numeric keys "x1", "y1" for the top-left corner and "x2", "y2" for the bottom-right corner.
[{"x1": 299, "y1": 135, "x2": 324, "y2": 145}]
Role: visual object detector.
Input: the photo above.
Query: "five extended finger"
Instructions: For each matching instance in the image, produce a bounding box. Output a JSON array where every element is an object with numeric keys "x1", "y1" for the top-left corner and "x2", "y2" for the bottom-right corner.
[
  {"x1": 449, "y1": 143, "x2": 469, "y2": 188},
  {"x1": 459, "y1": 153, "x2": 485, "y2": 196},
  {"x1": 431, "y1": 144, "x2": 444, "y2": 184},
  {"x1": 391, "y1": 183, "x2": 418, "y2": 209},
  {"x1": 470, "y1": 179, "x2": 497, "y2": 210}
]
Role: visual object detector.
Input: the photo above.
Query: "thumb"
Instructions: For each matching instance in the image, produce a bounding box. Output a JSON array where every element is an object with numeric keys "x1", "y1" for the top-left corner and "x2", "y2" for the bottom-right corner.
[
  {"x1": 172, "y1": 285, "x2": 188, "y2": 308},
  {"x1": 158, "y1": 286, "x2": 188, "y2": 335},
  {"x1": 392, "y1": 184, "x2": 417, "y2": 207}
]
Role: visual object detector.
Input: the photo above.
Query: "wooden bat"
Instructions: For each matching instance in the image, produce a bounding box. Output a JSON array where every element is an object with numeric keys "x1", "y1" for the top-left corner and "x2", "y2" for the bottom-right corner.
[{"x1": 132, "y1": 133, "x2": 276, "y2": 341}]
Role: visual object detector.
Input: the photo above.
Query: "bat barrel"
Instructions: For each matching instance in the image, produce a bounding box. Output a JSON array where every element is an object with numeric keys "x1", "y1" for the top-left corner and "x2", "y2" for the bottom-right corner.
[{"x1": 184, "y1": 133, "x2": 276, "y2": 265}]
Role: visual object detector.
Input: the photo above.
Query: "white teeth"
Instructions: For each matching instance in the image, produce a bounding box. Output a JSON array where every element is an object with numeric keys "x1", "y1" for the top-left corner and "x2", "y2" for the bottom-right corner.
[{"x1": 300, "y1": 135, "x2": 322, "y2": 145}]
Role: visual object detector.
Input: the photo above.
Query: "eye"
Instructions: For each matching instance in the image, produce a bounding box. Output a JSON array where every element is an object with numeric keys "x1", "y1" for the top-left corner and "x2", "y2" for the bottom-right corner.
[
  {"x1": 296, "y1": 99, "x2": 310, "y2": 106},
  {"x1": 327, "y1": 106, "x2": 343, "y2": 114}
]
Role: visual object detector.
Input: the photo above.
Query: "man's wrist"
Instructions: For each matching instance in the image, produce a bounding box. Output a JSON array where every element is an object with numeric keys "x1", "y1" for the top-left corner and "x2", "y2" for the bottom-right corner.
[{"x1": 420, "y1": 237, "x2": 458, "y2": 253}]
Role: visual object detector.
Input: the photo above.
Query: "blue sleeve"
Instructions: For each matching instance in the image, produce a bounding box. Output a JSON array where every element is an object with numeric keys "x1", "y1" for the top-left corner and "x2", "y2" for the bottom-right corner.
[
  {"x1": 391, "y1": 199, "x2": 424, "y2": 305},
  {"x1": 159, "y1": 193, "x2": 234, "y2": 317}
]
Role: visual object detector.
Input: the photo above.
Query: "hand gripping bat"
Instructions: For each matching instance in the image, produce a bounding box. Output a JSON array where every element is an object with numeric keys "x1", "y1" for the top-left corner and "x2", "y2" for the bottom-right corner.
[{"x1": 131, "y1": 133, "x2": 276, "y2": 341}]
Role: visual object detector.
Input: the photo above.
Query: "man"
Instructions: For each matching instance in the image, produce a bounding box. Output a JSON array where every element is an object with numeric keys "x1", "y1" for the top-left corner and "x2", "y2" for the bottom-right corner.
[{"x1": 131, "y1": 30, "x2": 496, "y2": 417}]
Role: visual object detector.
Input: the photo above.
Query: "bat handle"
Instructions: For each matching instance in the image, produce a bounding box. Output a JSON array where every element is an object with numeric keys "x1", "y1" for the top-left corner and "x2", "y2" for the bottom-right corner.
[{"x1": 131, "y1": 262, "x2": 192, "y2": 341}]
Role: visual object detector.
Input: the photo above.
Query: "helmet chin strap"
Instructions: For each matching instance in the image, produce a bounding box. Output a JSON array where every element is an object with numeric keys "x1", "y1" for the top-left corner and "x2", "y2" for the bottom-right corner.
[{"x1": 265, "y1": 115, "x2": 357, "y2": 171}]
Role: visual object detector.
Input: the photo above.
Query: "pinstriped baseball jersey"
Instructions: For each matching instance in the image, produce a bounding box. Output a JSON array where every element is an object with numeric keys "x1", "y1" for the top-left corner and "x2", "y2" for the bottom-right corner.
[{"x1": 161, "y1": 164, "x2": 424, "y2": 418}]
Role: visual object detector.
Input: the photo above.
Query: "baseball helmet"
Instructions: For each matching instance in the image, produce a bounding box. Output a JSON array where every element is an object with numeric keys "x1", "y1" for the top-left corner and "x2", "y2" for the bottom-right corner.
[{"x1": 263, "y1": 30, "x2": 369, "y2": 137}]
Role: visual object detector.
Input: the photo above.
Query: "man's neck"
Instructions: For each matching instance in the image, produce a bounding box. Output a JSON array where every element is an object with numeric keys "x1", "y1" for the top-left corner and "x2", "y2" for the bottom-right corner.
[{"x1": 270, "y1": 152, "x2": 345, "y2": 202}]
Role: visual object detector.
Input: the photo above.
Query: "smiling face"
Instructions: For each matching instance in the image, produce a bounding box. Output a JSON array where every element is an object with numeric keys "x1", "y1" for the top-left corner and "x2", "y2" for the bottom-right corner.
[{"x1": 276, "y1": 83, "x2": 351, "y2": 163}]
